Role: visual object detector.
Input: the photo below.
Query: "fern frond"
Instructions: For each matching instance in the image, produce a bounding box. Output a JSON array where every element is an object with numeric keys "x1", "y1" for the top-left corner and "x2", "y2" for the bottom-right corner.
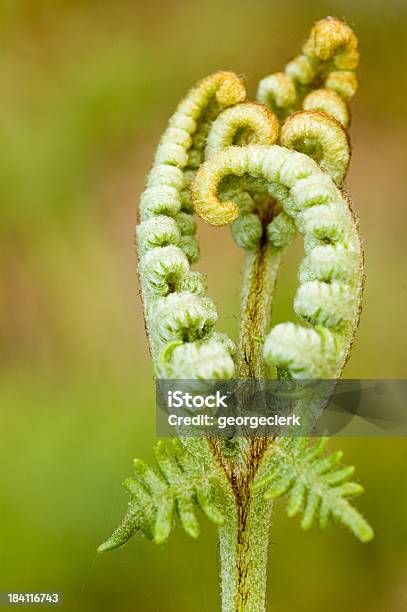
[
  {"x1": 252, "y1": 438, "x2": 373, "y2": 543},
  {"x1": 98, "y1": 439, "x2": 224, "y2": 552}
]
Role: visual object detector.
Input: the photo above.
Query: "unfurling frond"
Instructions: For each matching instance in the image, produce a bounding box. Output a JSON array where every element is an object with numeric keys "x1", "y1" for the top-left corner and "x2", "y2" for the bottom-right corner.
[
  {"x1": 205, "y1": 102, "x2": 279, "y2": 160},
  {"x1": 257, "y1": 17, "x2": 358, "y2": 120},
  {"x1": 204, "y1": 101, "x2": 280, "y2": 251},
  {"x1": 191, "y1": 144, "x2": 362, "y2": 378},
  {"x1": 303, "y1": 89, "x2": 349, "y2": 127},
  {"x1": 137, "y1": 71, "x2": 248, "y2": 377},
  {"x1": 98, "y1": 439, "x2": 224, "y2": 551},
  {"x1": 280, "y1": 110, "x2": 350, "y2": 183},
  {"x1": 103, "y1": 17, "x2": 372, "y2": 611},
  {"x1": 257, "y1": 17, "x2": 357, "y2": 184},
  {"x1": 252, "y1": 438, "x2": 373, "y2": 543},
  {"x1": 257, "y1": 72, "x2": 296, "y2": 119}
]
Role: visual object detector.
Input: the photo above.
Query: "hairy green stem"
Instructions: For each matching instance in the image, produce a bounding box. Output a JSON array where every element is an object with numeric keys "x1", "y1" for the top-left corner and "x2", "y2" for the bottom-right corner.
[
  {"x1": 215, "y1": 198, "x2": 280, "y2": 611},
  {"x1": 237, "y1": 199, "x2": 282, "y2": 379},
  {"x1": 213, "y1": 435, "x2": 273, "y2": 612},
  {"x1": 219, "y1": 482, "x2": 272, "y2": 611}
]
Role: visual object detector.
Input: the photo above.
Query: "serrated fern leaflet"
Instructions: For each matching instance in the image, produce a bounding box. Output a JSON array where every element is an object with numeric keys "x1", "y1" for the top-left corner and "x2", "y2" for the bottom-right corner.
[
  {"x1": 252, "y1": 438, "x2": 373, "y2": 542},
  {"x1": 99, "y1": 439, "x2": 224, "y2": 551}
]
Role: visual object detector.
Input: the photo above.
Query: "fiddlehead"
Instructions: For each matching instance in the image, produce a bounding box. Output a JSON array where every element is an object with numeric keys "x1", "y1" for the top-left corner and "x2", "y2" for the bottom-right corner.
[
  {"x1": 257, "y1": 18, "x2": 357, "y2": 185},
  {"x1": 137, "y1": 71, "x2": 247, "y2": 377},
  {"x1": 303, "y1": 88, "x2": 349, "y2": 127},
  {"x1": 205, "y1": 102, "x2": 279, "y2": 160},
  {"x1": 257, "y1": 17, "x2": 358, "y2": 120},
  {"x1": 101, "y1": 73, "x2": 248, "y2": 561},
  {"x1": 279, "y1": 110, "x2": 350, "y2": 183},
  {"x1": 192, "y1": 144, "x2": 362, "y2": 378},
  {"x1": 257, "y1": 72, "x2": 297, "y2": 120},
  {"x1": 205, "y1": 102, "x2": 280, "y2": 251},
  {"x1": 202, "y1": 102, "x2": 287, "y2": 378},
  {"x1": 252, "y1": 438, "x2": 373, "y2": 542},
  {"x1": 102, "y1": 18, "x2": 372, "y2": 612}
]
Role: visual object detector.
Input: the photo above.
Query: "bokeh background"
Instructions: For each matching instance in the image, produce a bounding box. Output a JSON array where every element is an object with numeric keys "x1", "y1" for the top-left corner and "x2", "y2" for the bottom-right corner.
[{"x1": 1, "y1": 1, "x2": 407, "y2": 610}]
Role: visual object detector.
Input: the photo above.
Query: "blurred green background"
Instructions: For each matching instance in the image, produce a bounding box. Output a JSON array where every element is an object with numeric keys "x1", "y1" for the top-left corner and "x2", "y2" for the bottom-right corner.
[{"x1": 1, "y1": 1, "x2": 407, "y2": 610}]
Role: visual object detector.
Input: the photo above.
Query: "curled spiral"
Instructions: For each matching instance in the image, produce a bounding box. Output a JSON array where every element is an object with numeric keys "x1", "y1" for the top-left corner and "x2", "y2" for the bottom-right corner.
[
  {"x1": 205, "y1": 102, "x2": 279, "y2": 159},
  {"x1": 303, "y1": 89, "x2": 349, "y2": 127},
  {"x1": 280, "y1": 110, "x2": 350, "y2": 184},
  {"x1": 192, "y1": 144, "x2": 362, "y2": 378},
  {"x1": 104, "y1": 19, "x2": 371, "y2": 565},
  {"x1": 256, "y1": 72, "x2": 297, "y2": 119},
  {"x1": 257, "y1": 17, "x2": 358, "y2": 119},
  {"x1": 257, "y1": 18, "x2": 357, "y2": 185},
  {"x1": 203, "y1": 102, "x2": 280, "y2": 250},
  {"x1": 137, "y1": 71, "x2": 246, "y2": 378},
  {"x1": 302, "y1": 17, "x2": 358, "y2": 71}
]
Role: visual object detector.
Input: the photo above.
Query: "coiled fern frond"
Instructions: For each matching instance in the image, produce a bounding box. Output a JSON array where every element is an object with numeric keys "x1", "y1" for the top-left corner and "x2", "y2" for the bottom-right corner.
[
  {"x1": 257, "y1": 17, "x2": 358, "y2": 120},
  {"x1": 137, "y1": 71, "x2": 246, "y2": 378},
  {"x1": 258, "y1": 17, "x2": 357, "y2": 184},
  {"x1": 100, "y1": 16, "x2": 373, "y2": 612},
  {"x1": 192, "y1": 144, "x2": 362, "y2": 379}
]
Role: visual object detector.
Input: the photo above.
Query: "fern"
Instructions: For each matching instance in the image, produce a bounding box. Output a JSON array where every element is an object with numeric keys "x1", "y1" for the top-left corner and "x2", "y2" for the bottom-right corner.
[
  {"x1": 252, "y1": 438, "x2": 373, "y2": 542},
  {"x1": 101, "y1": 17, "x2": 373, "y2": 611},
  {"x1": 98, "y1": 439, "x2": 224, "y2": 551}
]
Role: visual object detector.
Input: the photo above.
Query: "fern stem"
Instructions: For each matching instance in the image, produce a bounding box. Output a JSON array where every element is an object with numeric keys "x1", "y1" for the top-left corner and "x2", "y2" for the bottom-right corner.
[
  {"x1": 218, "y1": 477, "x2": 272, "y2": 611},
  {"x1": 216, "y1": 198, "x2": 279, "y2": 610},
  {"x1": 237, "y1": 199, "x2": 282, "y2": 379}
]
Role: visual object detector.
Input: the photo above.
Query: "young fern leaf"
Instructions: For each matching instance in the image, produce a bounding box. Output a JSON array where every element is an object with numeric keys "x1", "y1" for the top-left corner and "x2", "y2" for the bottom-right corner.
[
  {"x1": 252, "y1": 438, "x2": 373, "y2": 543},
  {"x1": 257, "y1": 17, "x2": 358, "y2": 120},
  {"x1": 205, "y1": 102, "x2": 279, "y2": 160},
  {"x1": 137, "y1": 71, "x2": 247, "y2": 378},
  {"x1": 257, "y1": 17, "x2": 357, "y2": 185},
  {"x1": 204, "y1": 101, "x2": 280, "y2": 254},
  {"x1": 98, "y1": 439, "x2": 224, "y2": 551},
  {"x1": 192, "y1": 144, "x2": 363, "y2": 378},
  {"x1": 280, "y1": 110, "x2": 350, "y2": 184},
  {"x1": 102, "y1": 17, "x2": 373, "y2": 611}
]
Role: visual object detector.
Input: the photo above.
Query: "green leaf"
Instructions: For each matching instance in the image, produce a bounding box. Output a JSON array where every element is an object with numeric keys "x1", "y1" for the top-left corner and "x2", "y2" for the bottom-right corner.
[
  {"x1": 252, "y1": 438, "x2": 373, "y2": 542},
  {"x1": 98, "y1": 439, "x2": 224, "y2": 552}
]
